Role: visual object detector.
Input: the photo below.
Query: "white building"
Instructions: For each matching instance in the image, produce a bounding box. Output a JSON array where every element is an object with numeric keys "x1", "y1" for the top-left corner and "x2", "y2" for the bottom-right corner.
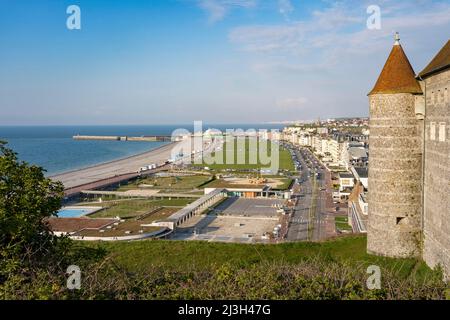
[
  {"x1": 298, "y1": 134, "x2": 312, "y2": 147},
  {"x1": 317, "y1": 127, "x2": 329, "y2": 135}
]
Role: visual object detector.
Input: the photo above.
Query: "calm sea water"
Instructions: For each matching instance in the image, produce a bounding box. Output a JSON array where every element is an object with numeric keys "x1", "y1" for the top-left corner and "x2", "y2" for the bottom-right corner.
[{"x1": 0, "y1": 124, "x2": 283, "y2": 176}]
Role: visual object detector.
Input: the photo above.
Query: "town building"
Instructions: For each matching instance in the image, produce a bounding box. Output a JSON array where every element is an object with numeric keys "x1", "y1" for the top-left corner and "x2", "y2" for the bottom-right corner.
[{"x1": 337, "y1": 172, "x2": 354, "y2": 201}]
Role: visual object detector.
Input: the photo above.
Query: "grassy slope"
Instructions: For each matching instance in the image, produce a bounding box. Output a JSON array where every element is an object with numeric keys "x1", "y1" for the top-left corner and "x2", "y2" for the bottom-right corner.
[{"x1": 84, "y1": 236, "x2": 433, "y2": 280}]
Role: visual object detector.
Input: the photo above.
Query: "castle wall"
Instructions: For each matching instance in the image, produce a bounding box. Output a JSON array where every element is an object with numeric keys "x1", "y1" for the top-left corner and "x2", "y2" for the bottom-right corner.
[
  {"x1": 422, "y1": 69, "x2": 450, "y2": 279},
  {"x1": 368, "y1": 93, "x2": 423, "y2": 258}
]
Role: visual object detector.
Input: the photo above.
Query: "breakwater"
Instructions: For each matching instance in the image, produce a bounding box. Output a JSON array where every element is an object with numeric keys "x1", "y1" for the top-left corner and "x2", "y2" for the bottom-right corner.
[{"x1": 73, "y1": 135, "x2": 172, "y2": 142}]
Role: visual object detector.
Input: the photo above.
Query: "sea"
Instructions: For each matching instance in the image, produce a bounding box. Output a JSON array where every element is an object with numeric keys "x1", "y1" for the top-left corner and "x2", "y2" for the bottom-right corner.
[{"x1": 0, "y1": 124, "x2": 284, "y2": 176}]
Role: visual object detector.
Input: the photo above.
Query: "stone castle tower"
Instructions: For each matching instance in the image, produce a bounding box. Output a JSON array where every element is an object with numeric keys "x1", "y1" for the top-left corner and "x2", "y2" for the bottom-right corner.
[
  {"x1": 367, "y1": 34, "x2": 424, "y2": 258},
  {"x1": 368, "y1": 34, "x2": 450, "y2": 278},
  {"x1": 419, "y1": 40, "x2": 450, "y2": 278}
]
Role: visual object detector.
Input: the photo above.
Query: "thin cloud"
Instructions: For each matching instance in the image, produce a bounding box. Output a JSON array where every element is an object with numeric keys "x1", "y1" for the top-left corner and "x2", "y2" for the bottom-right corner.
[
  {"x1": 278, "y1": 0, "x2": 294, "y2": 21},
  {"x1": 229, "y1": 0, "x2": 450, "y2": 67},
  {"x1": 277, "y1": 97, "x2": 308, "y2": 109},
  {"x1": 229, "y1": 22, "x2": 307, "y2": 53},
  {"x1": 225, "y1": 0, "x2": 450, "y2": 120},
  {"x1": 198, "y1": 0, "x2": 257, "y2": 23}
]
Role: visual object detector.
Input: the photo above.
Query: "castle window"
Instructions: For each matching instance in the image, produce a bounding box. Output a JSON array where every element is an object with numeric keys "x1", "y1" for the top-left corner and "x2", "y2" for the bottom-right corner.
[
  {"x1": 445, "y1": 88, "x2": 448, "y2": 103},
  {"x1": 439, "y1": 122, "x2": 446, "y2": 142},
  {"x1": 396, "y1": 217, "x2": 406, "y2": 225},
  {"x1": 430, "y1": 122, "x2": 436, "y2": 141}
]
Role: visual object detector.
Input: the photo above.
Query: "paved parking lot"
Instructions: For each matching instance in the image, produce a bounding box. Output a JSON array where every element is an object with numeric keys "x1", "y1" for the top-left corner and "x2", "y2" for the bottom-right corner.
[
  {"x1": 171, "y1": 197, "x2": 284, "y2": 243},
  {"x1": 213, "y1": 197, "x2": 284, "y2": 217}
]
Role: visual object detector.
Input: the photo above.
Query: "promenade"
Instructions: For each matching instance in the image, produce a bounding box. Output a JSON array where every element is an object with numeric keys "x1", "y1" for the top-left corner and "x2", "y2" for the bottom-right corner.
[{"x1": 51, "y1": 142, "x2": 179, "y2": 190}]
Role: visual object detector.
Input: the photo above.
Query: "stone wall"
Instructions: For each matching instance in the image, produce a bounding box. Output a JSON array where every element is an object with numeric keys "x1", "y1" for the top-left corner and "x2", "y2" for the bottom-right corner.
[
  {"x1": 422, "y1": 69, "x2": 450, "y2": 279},
  {"x1": 368, "y1": 93, "x2": 423, "y2": 258}
]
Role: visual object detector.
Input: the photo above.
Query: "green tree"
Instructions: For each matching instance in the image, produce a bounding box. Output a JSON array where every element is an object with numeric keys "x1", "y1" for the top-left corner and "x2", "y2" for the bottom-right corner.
[{"x1": 0, "y1": 141, "x2": 65, "y2": 274}]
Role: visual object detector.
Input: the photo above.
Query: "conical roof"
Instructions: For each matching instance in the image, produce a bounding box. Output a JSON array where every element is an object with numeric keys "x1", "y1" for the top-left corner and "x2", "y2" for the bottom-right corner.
[{"x1": 369, "y1": 37, "x2": 422, "y2": 95}]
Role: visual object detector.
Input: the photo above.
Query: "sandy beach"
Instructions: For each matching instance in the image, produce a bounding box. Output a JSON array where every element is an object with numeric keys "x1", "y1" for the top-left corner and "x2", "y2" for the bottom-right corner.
[{"x1": 51, "y1": 141, "x2": 180, "y2": 189}]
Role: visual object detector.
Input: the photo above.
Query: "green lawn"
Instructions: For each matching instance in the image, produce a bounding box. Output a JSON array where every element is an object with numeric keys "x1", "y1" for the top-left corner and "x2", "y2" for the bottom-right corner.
[
  {"x1": 200, "y1": 138, "x2": 294, "y2": 171},
  {"x1": 83, "y1": 236, "x2": 434, "y2": 280}
]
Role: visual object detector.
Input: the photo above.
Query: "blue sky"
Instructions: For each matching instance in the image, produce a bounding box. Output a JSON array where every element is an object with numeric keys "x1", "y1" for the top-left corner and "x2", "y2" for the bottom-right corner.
[{"x1": 0, "y1": 0, "x2": 449, "y2": 125}]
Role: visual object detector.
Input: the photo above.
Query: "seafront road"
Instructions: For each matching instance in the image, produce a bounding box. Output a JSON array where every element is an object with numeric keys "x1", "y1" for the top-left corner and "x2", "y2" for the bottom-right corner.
[{"x1": 286, "y1": 146, "x2": 336, "y2": 241}]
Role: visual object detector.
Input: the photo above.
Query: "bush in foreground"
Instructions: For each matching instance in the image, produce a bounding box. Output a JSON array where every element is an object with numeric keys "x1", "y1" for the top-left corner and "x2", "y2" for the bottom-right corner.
[
  {"x1": 1, "y1": 254, "x2": 447, "y2": 300},
  {"x1": 0, "y1": 141, "x2": 67, "y2": 285}
]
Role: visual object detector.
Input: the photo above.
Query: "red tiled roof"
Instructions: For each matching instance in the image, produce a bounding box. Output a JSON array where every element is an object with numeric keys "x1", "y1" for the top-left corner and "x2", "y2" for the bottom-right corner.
[
  {"x1": 369, "y1": 44, "x2": 422, "y2": 95},
  {"x1": 418, "y1": 39, "x2": 450, "y2": 78}
]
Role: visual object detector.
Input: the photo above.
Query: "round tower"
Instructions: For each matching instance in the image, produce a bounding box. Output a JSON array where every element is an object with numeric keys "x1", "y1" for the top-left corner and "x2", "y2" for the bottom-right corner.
[{"x1": 367, "y1": 33, "x2": 423, "y2": 258}]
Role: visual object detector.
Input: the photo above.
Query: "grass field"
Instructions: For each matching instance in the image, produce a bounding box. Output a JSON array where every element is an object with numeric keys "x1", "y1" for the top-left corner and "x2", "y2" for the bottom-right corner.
[
  {"x1": 83, "y1": 235, "x2": 434, "y2": 280},
  {"x1": 201, "y1": 138, "x2": 294, "y2": 171}
]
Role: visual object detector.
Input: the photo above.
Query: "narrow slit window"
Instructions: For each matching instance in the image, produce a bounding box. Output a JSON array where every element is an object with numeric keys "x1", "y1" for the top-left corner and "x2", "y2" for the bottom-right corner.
[
  {"x1": 439, "y1": 122, "x2": 446, "y2": 142},
  {"x1": 430, "y1": 122, "x2": 436, "y2": 141}
]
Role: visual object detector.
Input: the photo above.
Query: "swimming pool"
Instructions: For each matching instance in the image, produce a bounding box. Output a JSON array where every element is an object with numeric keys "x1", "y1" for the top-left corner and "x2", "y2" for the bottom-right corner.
[{"x1": 57, "y1": 207, "x2": 102, "y2": 218}]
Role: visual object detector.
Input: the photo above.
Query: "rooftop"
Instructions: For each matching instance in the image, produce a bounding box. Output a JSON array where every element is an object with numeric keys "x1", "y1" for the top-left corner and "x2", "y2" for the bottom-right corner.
[
  {"x1": 355, "y1": 167, "x2": 368, "y2": 178},
  {"x1": 418, "y1": 39, "x2": 450, "y2": 78},
  {"x1": 47, "y1": 217, "x2": 117, "y2": 233},
  {"x1": 348, "y1": 147, "x2": 368, "y2": 159}
]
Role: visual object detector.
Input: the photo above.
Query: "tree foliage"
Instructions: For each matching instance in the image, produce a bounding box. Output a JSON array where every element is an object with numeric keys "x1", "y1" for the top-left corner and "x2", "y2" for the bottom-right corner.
[{"x1": 0, "y1": 141, "x2": 65, "y2": 273}]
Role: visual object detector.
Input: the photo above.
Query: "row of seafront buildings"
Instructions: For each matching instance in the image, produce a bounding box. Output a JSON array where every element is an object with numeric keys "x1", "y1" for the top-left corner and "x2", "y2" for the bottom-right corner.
[
  {"x1": 280, "y1": 124, "x2": 368, "y2": 170},
  {"x1": 279, "y1": 121, "x2": 370, "y2": 234}
]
